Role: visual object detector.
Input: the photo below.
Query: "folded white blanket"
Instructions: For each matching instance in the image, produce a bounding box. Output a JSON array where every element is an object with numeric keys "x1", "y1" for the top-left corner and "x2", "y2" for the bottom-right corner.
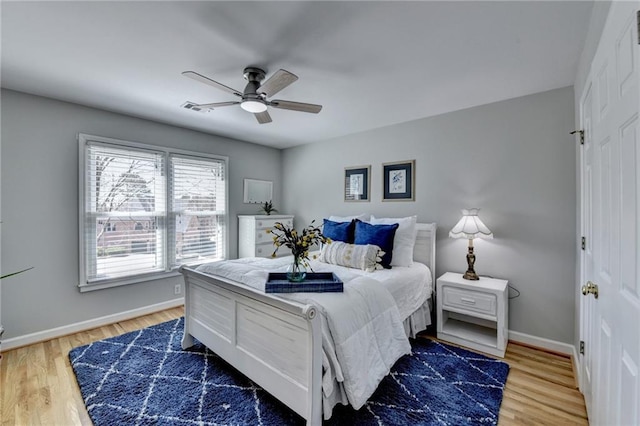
[
  {"x1": 314, "y1": 277, "x2": 411, "y2": 409},
  {"x1": 196, "y1": 257, "x2": 411, "y2": 412}
]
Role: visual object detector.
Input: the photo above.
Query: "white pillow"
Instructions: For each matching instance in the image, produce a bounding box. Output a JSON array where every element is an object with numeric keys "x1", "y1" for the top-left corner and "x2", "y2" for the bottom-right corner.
[
  {"x1": 369, "y1": 215, "x2": 417, "y2": 267},
  {"x1": 319, "y1": 241, "x2": 384, "y2": 272},
  {"x1": 328, "y1": 214, "x2": 369, "y2": 223}
]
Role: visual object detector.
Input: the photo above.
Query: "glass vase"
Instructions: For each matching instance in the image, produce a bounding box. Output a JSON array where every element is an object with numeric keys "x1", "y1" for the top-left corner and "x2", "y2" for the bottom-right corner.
[{"x1": 286, "y1": 257, "x2": 307, "y2": 282}]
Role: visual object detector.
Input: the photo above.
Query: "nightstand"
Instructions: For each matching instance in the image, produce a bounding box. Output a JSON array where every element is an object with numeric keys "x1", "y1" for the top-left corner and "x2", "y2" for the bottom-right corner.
[{"x1": 436, "y1": 272, "x2": 508, "y2": 357}]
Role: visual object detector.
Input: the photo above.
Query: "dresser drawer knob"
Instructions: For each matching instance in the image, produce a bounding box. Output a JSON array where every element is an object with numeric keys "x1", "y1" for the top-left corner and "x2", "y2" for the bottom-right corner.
[{"x1": 460, "y1": 297, "x2": 476, "y2": 305}]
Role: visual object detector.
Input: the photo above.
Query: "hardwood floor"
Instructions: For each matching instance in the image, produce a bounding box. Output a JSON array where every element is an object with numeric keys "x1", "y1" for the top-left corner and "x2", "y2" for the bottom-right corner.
[
  {"x1": 0, "y1": 307, "x2": 587, "y2": 425},
  {"x1": 499, "y1": 343, "x2": 588, "y2": 425}
]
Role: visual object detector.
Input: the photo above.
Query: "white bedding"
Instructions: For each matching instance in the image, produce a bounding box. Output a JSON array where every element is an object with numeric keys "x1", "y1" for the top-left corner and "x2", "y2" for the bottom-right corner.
[
  {"x1": 196, "y1": 255, "x2": 433, "y2": 417},
  {"x1": 197, "y1": 254, "x2": 432, "y2": 320},
  {"x1": 305, "y1": 257, "x2": 433, "y2": 320}
]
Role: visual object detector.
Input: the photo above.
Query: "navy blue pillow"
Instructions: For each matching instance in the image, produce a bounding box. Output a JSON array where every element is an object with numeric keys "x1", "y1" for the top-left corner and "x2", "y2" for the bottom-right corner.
[
  {"x1": 353, "y1": 219, "x2": 399, "y2": 269},
  {"x1": 323, "y1": 219, "x2": 355, "y2": 243}
]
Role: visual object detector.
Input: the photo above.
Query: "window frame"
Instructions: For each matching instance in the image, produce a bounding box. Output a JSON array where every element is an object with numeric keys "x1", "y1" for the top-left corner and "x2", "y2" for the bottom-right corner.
[{"x1": 78, "y1": 133, "x2": 229, "y2": 292}]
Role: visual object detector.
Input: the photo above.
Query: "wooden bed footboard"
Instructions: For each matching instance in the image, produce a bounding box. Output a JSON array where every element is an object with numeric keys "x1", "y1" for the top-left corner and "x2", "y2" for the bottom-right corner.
[{"x1": 180, "y1": 266, "x2": 323, "y2": 426}]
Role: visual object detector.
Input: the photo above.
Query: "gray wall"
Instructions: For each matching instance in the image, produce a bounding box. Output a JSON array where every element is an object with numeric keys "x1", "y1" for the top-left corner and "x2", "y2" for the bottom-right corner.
[
  {"x1": 282, "y1": 86, "x2": 577, "y2": 343},
  {"x1": 0, "y1": 89, "x2": 281, "y2": 339}
]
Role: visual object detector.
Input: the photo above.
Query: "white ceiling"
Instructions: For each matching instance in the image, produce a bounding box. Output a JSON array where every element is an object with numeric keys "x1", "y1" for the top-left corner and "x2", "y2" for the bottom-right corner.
[{"x1": 1, "y1": 1, "x2": 593, "y2": 149}]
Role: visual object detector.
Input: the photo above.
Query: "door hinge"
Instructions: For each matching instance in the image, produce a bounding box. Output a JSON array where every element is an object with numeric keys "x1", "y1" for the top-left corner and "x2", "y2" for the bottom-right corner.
[
  {"x1": 581, "y1": 236, "x2": 586, "y2": 250},
  {"x1": 580, "y1": 341, "x2": 585, "y2": 355},
  {"x1": 570, "y1": 129, "x2": 584, "y2": 145},
  {"x1": 637, "y1": 11, "x2": 639, "y2": 45}
]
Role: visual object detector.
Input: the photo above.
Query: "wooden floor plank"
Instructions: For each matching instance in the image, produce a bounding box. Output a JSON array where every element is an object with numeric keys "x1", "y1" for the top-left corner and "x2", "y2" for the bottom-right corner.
[
  {"x1": 507, "y1": 374, "x2": 587, "y2": 418},
  {"x1": 507, "y1": 369, "x2": 586, "y2": 407},
  {"x1": 502, "y1": 392, "x2": 588, "y2": 425},
  {"x1": 504, "y1": 351, "x2": 575, "y2": 378},
  {"x1": 0, "y1": 307, "x2": 587, "y2": 425},
  {"x1": 507, "y1": 342, "x2": 573, "y2": 363},
  {"x1": 503, "y1": 354, "x2": 578, "y2": 388}
]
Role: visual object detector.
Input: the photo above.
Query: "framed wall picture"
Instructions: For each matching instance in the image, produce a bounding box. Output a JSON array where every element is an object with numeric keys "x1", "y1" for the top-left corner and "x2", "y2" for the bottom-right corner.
[
  {"x1": 344, "y1": 165, "x2": 371, "y2": 202},
  {"x1": 383, "y1": 160, "x2": 415, "y2": 201}
]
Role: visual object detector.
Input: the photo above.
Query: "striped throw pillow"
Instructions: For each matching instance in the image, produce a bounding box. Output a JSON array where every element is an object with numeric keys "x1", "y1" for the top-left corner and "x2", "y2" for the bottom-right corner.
[{"x1": 319, "y1": 241, "x2": 384, "y2": 272}]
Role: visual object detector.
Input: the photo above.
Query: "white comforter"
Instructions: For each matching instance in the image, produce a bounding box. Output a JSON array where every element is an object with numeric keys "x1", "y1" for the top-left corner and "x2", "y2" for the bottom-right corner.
[{"x1": 196, "y1": 256, "x2": 412, "y2": 413}]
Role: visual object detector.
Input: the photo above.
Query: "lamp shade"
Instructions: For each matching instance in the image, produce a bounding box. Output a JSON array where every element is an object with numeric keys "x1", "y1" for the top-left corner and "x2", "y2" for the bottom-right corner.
[{"x1": 449, "y1": 208, "x2": 493, "y2": 240}]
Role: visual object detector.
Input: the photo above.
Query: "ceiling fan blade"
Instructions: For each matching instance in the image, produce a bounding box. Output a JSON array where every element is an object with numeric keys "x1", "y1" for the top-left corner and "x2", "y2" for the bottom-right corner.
[
  {"x1": 182, "y1": 71, "x2": 242, "y2": 97},
  {"x1": 259, "y1": 69, "x2": 298, "y2": 97},
  {"x1": 270, "y1": 100, "x2": 322, "y2": 114},
  {"x1": 194, "y1": 101, "x2": 240, "y2": 109},
  {"x1": 254, "y1": 110, "x2": 272, "y2": 124}
]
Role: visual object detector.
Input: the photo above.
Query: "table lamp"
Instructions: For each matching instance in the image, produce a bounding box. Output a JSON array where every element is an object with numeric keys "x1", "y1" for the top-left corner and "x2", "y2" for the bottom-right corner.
[{"x1": 449, "y1": 208, "x2": 493, "y2": 280}]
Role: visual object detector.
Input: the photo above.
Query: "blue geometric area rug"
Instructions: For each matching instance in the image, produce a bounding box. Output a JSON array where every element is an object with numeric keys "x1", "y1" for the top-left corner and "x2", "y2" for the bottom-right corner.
[{"x1": 69, "y1": 317, "x2": 509, "y2": 425}]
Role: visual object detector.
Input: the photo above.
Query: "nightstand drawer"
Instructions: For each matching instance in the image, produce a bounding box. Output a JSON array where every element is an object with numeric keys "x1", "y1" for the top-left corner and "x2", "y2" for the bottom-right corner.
[{"x1": 441, "y1": 286, "x2": 497, "y2": 316}]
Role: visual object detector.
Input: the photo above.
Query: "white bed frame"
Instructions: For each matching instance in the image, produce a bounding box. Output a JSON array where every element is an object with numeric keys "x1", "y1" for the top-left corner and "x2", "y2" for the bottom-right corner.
[{"x1": 180, "y1": 222, "x2": 436, "y2": 425}]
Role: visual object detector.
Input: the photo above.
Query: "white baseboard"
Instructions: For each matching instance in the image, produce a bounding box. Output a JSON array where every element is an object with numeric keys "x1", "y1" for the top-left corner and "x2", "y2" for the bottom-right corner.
[
  {"x1": 1, "y1": 298, "x2": 184, "y2": 352},
  {"x1": 508, "y1": 330, "x2": 576, "y2": 356}
]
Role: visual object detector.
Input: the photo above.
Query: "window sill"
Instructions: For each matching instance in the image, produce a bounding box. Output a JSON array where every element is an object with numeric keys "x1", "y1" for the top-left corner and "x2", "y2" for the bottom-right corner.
[{"x1": 79, "y1": 269, "x2": 182, "y2": 292}]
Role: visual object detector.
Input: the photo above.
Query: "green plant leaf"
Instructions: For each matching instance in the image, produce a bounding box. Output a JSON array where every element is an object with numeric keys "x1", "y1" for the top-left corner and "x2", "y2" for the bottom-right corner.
[{"x1": 1, "y1": 267, "x2": 34, "y2": 280}]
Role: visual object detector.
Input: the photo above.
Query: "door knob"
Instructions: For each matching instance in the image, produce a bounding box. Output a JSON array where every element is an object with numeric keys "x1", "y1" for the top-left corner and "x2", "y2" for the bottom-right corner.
[{"x1": 581, "y1": 281, "x2": 599, "y2": 299}]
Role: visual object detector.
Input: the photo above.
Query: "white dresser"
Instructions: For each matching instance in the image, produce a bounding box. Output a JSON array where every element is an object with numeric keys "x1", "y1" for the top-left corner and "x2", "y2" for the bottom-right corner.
[{"x1": 238, "y1": 215, "x2": 294, "y2": 258}]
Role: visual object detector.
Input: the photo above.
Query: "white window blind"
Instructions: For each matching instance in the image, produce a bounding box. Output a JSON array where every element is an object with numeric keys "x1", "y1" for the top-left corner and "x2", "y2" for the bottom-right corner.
[
  {"x1": 84, "y1": 143, "x2": 166, "y2": 282},
  {"x1": 169, "y1": 154, "x2": 226, "y2": 267},
  {"x1": 79, "y1": 134, "x2": 228, "y2": 290}
]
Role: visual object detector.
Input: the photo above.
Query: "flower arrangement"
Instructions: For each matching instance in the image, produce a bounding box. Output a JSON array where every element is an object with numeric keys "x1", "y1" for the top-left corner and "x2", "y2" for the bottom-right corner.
[{"x1": 267, "y1": 220, "x2": 331, "y2": 281}]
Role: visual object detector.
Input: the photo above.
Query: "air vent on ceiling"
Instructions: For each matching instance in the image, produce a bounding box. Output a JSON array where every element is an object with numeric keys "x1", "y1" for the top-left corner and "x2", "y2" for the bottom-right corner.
[{"x1": 181, "y1": 101, "x2": 209, "y2": 113}]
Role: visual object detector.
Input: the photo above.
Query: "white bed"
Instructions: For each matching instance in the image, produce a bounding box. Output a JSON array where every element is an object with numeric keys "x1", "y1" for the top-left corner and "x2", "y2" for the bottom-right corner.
[{"x1": 180, "y1": 222, "x2": 436, "y2": 425}]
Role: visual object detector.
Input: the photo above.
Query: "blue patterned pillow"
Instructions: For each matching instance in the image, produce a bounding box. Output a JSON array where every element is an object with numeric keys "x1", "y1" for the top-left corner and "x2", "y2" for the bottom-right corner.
[
  {"x1": 354, "y1": 220, "x2": 399, "y2": 269},
  {"x1": 323, "y1": 219, "x2": 355, "y2": 243}
]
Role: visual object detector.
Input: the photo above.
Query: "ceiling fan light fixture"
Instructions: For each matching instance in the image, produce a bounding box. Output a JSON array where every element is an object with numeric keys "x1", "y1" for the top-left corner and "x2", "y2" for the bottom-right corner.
[
  {"x1": 240, "y1": 99, "x2": 267, "y2": 113},
  {"x1": 182, "y1": 67, "x2": 322, "y2": 124}
]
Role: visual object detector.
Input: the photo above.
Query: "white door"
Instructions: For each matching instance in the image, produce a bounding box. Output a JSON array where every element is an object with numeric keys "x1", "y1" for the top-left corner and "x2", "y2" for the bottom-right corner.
[
  {"x1": 579, "y1": 81, "x2": 595, "y2": 419},
  {"x1": 580, "y1": 2, "x2": 640, "y2": 424}
]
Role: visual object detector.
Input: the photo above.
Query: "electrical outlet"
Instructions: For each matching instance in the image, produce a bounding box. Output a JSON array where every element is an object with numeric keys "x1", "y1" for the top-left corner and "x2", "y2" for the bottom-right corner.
[{"x1": 174, "y1": 284, "x2": 181, "y2": 295}]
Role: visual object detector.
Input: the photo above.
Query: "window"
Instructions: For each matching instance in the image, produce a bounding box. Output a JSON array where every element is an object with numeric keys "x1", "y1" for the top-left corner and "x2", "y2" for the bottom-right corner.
[
  {"x1": 169, "y1": 155, "x2": 226, "y2": 267},
  {"x1": 79, "y1": 134, "x2": 228, "y2": 291}
]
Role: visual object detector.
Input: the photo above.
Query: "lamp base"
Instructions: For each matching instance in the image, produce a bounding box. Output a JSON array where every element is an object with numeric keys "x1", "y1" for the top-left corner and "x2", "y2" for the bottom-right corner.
[
  {"x1": 462, "y1": 239, "x2": 480, "y2": 280},
  {"x1": 463, "y1": 270, "x2": 479, "y2": 280}
]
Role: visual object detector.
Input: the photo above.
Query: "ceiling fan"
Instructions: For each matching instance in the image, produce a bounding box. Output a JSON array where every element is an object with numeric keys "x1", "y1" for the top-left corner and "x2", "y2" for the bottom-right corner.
[{"x1": 182, "y1": 67, "x2": 322, "y2": 124}]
